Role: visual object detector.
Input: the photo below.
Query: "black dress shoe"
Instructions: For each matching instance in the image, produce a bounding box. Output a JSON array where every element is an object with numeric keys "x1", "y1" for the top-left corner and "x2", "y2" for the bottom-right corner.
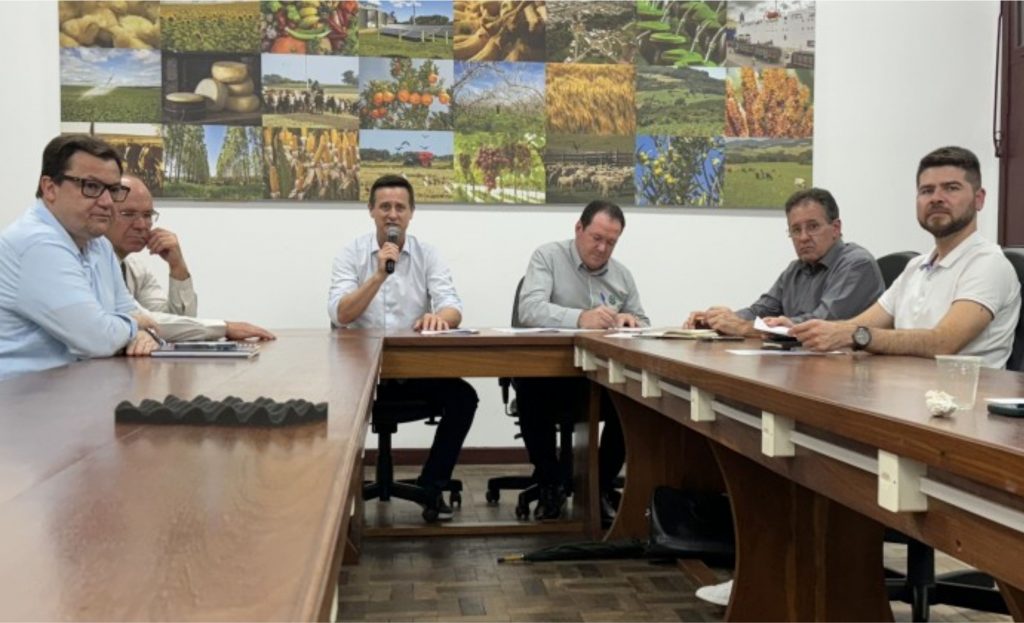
[
  {"x1": 422, "y1": 490, "x2": 454, "y2": 522},
  {"x1": 535, "y1": 484, "x2": 565, "y2": 521}
]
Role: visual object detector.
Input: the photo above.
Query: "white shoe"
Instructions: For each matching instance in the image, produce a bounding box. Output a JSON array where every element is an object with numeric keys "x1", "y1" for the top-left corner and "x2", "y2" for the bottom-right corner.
[{"x1": 695, "y1": 579, "x2": 733, "y2": 607}]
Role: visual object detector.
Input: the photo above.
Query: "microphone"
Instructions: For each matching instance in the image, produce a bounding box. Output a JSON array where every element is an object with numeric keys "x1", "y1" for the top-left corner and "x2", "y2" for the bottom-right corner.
[{"x1": 385, "y1": 225, "x2": 400, "y2": 274}]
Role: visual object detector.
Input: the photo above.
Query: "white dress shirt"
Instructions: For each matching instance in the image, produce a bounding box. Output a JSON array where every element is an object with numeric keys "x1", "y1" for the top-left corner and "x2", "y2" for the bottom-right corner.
[
  {"x1": 327, "y1": 232, "x2": 463, "y2": 329},
  {"x1": 123, "y1": 254, "x2": 197, "y2": 316}
]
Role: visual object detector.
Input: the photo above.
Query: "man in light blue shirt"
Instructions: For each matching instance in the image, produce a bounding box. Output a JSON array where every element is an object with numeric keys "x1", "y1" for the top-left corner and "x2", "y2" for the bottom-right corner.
[
  {"x1": 0, "y1": 135, "x2": 159, "y2": 381},
  {"x1": 328, "y1": 174, "x2": 476, "y2": 521}
]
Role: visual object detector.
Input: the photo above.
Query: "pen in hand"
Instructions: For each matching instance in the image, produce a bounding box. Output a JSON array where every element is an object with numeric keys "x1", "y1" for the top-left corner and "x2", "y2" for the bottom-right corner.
[{"x1": 600, "y1": 292, "x2": 608, "y2": 306}]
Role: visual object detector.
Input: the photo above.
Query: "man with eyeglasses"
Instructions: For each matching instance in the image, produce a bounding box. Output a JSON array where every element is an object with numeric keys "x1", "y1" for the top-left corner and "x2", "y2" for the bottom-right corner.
[
  {"x1": 0, "y1": 134, "x2": 159, "y2": 380},
  {"x1": 683, "y1": 188, "x2": 884, "y2": 337},
  {"x1": 110, "y1": 175, "x2": 195, "y2": 316},
  {"x1": 105, "y1": 176, "x2": 275, "y2": 343}
]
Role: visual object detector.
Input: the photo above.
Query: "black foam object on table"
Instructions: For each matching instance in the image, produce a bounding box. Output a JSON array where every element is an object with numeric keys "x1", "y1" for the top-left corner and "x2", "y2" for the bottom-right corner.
[{"x1": 115, "y1": 395, "x2": 328, "y2": 426}]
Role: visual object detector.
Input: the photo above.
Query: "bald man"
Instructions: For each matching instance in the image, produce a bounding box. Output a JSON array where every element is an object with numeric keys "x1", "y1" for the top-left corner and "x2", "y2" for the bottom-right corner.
[{"x1": 106, "y1": 176, "x2": 274, "y2": 342}]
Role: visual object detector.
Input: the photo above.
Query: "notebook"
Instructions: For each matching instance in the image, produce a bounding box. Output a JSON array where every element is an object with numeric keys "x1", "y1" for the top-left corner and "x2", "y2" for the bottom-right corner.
[{"x1": 151, "y1": 341, "x2": 260, "y2": 359}]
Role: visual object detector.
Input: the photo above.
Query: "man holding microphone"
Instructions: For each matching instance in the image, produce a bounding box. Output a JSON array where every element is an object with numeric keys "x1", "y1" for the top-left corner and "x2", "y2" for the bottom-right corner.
[{"x1": 327, "y1": 174, "x2": 477, "y2": 521}]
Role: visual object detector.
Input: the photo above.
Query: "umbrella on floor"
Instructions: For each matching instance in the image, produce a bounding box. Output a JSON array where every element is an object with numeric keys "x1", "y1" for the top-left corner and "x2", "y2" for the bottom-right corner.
[{"x1": 497, "y1": 539, "x2": 647, "y2": 563}]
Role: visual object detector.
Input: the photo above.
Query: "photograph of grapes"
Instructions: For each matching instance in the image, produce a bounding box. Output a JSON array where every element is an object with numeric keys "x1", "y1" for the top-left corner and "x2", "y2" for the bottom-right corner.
[{"x1": 57, "y1": 0, "x2": 814, "y2": 208}]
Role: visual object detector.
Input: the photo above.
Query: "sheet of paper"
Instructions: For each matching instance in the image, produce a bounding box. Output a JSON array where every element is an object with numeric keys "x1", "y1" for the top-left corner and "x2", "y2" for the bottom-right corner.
[
  {"x1": 605, "y1": 332, "x2": 637, "y2": 339},
  {"x1": 490, "y1": 328, "x2": 601, "y2": 334},
  {"x1": 754, "y1": 317, "x2": 791, "y2": 336},
  {"x1": 985, "y1": 398, "x2": 1024, "y2": 405},
  {"x1": 419, "y1": 328, "x2": 480, "y2": 335},
  {"x1": 726, "y1": 349, "x2": 842, "y2": 356}
]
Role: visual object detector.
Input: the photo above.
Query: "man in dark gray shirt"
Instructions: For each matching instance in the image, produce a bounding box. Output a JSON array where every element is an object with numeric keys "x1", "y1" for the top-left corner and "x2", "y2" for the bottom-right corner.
[
  {"x1": 685, "y1": 188, "x2": 884, "y2": 335},
  {"x1": 516, "y1": 200, "x2": 649, "y2": 522}
]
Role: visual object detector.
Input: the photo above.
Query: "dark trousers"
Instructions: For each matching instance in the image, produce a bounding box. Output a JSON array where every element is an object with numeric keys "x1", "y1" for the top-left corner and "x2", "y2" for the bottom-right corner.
[
  {"x1": 514, "y1": 377, "x2": 624, "y2": 492},
  {"x1": 375, "y1": 378, "x2": 477, "y2": 490}
]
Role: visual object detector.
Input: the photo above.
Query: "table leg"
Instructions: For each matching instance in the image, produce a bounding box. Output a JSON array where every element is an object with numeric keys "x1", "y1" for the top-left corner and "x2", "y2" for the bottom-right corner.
[
  {"x1": 997, "y1": 580, "x2": 1024, "y2": 621},
  {"x1": 605, "y1": 392, "x2": 724, "y2": 541},
  {"x1": 713, "y1": 443, "x2": 891, "y2": 622}
]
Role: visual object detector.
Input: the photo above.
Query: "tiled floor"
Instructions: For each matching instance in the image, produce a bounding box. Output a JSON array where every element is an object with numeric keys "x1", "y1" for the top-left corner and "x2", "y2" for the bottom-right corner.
[{"x1": 340, "y1": 465, "x2": 1011, "y2": 622}]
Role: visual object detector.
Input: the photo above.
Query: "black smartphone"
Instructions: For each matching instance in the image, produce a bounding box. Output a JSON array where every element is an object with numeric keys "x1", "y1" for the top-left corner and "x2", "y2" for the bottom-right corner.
[{"x1": 987, "y1": 403, "x2": 1024, "y2": 418}]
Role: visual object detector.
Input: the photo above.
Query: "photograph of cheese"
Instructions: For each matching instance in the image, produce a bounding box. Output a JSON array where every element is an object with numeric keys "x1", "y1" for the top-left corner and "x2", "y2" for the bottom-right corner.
[
  {"x1": 61, "y1": 122, "x2": 164, "y2": 195},
  {"x1": 59, "y1": 1, "x2": 160, "y2": 49},
  {"x1": 162, "y1": 53, "x2": 262, "y2": 126},
  {"x1": 161, "y1": 124, "x2": 264, "y2": 200},
  {"x1": 61, "y1": 48, "x2": 161, "y2": 123},
  {"x1": 262, "y1": 54, "x2": 359, "y2": 130}
]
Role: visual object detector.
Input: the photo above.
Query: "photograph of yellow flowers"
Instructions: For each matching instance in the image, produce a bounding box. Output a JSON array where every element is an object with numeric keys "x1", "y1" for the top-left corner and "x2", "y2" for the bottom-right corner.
[{"x1": 635, "y1": 136, "x2": 723, "y2": 207}]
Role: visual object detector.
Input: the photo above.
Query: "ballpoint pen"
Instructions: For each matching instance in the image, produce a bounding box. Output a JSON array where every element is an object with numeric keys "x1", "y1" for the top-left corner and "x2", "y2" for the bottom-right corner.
[{"x1": 600, "y1": 292, "x2": 608, "y2": 306}]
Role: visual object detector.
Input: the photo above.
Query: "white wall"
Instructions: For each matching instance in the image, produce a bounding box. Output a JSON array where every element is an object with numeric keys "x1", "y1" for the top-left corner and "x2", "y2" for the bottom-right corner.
[{"x1": 0, "y1": 1, "x2": 1001, "y2": 447}]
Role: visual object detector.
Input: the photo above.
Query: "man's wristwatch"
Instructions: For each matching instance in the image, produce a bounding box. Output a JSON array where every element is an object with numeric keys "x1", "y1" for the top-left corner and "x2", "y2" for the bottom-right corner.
[{"x1": 851, "y1": 326, "x2": 872, "y2": 351}]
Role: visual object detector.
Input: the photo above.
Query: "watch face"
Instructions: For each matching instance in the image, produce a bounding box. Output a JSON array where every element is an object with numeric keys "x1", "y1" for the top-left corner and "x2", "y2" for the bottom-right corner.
[{"x1": 853, "y1": 327, "x2": 870, "y2": 348}]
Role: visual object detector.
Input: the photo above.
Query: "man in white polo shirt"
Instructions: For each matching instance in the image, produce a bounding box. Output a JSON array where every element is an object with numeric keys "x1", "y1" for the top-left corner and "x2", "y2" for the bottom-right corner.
[{"x1": 791, "y1": 145, "x2": 1019, "y2": 366}]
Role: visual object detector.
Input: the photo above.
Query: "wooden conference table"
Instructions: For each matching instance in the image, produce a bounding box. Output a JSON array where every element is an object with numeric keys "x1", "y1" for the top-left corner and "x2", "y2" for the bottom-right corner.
[
  {"x1": 574, "y1": 333, "x2": 1024, "y2": 621},
  {"x1": 2, "y1": 328, "x2": 1024, "y2": 621}
]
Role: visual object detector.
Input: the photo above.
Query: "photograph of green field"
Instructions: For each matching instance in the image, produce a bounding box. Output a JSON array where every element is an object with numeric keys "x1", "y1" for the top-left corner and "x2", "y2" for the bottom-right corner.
[
  {"x1": 637, "y1": 66, "x2": 724, "y2": 136},
  {"x1": 545, "y1": 134, "x2": 633, "y2": 205},
  {"x1": 723, "y1": 138, "x2": 811, "y2": 209},
  {"x1": 162, "y1": 1, "x2": 261, "y2": 53},
  {"x1": 453, "y1": 61, "x2": 545, "y2": 135},
  {"x1": 545, "y1": 1, "x2": 635, "y2": 63},
  {"x1": 359, "y1": 0, "x2": 453, "y2": 59},
  {"x1": 262, "y1": 54, "x2": 359, "y2": 129},
  {"x1": 61, "y1": 49, "x2": 161, "y2": 123},
  {"x1": 359, "y1": 130, "x2": 454, "y2": 203},
  {"x1": 454, "y1": 132, "x2": 546, "y2": 204},
  {"x1": 162, "y1": 125, "x2": 264, "y2": 201}
]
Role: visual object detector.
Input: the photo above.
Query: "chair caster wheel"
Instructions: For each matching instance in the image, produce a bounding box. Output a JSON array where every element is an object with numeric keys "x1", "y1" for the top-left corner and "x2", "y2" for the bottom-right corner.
[
  {"x1": 515, "y1": 503, "x2": 530, "y2": 520},
  {"x1": 485, "y1": 489, "x2": 500, "y2": 505},
  {"x1": 422, "y1": 507, "x2": 439, "y2": 523},
  {"x1": 450, "y1": 491, "x2": 462, "y2": 507}
]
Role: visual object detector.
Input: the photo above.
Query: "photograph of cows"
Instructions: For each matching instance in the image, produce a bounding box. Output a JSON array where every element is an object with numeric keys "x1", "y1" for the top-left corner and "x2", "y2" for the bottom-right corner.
[
  {"x1": 723, "y1": 138, "x2": 811, "y2": 209},
  {"x1": 261, "y1": 54, "x2": 359, "y2": 129}
]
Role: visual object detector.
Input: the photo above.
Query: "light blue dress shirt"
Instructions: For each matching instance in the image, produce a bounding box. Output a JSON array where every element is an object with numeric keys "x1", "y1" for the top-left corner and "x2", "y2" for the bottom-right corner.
[
  {"x1": 0, "y1": 201, "x2": 138, "y2": 380},
  {"x1": 327, "y1": 231, "x2": 463, "y2": 330}
]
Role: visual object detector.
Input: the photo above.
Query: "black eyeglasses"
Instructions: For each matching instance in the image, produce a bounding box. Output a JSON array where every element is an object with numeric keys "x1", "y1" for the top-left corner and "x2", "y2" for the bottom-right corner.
[{"x1": 59, "y1": 175, "x2": 130, "y2": 203}]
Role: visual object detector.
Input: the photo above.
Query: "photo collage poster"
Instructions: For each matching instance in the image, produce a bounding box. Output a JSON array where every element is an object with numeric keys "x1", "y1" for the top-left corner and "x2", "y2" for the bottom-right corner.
[{"x1": 57, "y1": 1, "x2": 815, "y2": 207}]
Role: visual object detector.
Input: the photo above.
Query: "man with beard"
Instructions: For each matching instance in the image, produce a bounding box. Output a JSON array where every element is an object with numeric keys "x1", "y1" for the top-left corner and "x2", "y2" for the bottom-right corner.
[{"x1": 791, "y1": 146, "x2": 1020, "y2": 367}]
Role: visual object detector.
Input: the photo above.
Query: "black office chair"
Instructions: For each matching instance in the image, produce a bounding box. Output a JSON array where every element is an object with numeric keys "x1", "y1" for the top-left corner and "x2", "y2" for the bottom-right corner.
[
  {"x1": 363, "y1": 398, "x2": 463, "y2": 523},
  {"x1": 877, "y1": 250, "x2": 920, "y2": 287},
  {"x1": 883, "y1": 249, "x2": 1023, "y2": 621},
  {"x1": 485, "y1": 277, "x2": 574, "y2": 520}
]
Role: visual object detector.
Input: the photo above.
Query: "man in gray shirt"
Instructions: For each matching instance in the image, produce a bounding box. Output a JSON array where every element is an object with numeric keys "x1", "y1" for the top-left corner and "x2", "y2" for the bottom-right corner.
[
  {"x1": 685, "y1": 188, "x2": 884, "y2": 335},
  {"x1": 517, "y1": 200, "x2": 649, "y2": 521}
]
